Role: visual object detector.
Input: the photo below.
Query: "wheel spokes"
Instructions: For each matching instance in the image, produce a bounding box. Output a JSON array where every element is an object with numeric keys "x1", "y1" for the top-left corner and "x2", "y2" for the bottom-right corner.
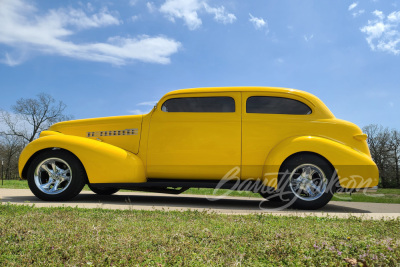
[
  {"x1": 41, "y1": 164, "x2": 53, "y2": 176},
  {"x1": 41, "y1": 178, "x2": 54, "y2": 190},
  {"x1": 289, "y1": 164, "x2": 327, "y2": 201},
  {"x1": 34, "y1": 157, "x2": 72, "y2": 195},
  {"x1": 50, "y1": 180, "x2": 60, "y2": 192}
]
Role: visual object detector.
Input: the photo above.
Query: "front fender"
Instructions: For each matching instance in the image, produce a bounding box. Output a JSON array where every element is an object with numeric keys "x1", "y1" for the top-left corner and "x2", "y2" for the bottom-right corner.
[
  {"x1": 262, "y1": 136, "x2": 379, "y2": 189},
  {"x1": 19, "y1": 134, "x2": 146, "y2": 184}
]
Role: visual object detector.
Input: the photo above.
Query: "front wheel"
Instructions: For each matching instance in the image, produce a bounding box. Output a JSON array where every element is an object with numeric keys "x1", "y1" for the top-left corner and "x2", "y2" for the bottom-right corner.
[
  {"x1": 27, "y1": 150, "x2": 86, "y2": 201},
  {"x1": 277, "y1": 154, "x2": 336, "y2": 210}
]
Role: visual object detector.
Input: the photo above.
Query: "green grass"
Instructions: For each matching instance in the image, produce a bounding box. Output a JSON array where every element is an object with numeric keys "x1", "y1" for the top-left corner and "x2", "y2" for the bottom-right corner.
[
  {"x1": 0, "y1": 179, "x2": 29, "y2": 189},
  {"x1": 0, "y1": 204, "x2": 399, "y2": 266},
  {"x1": 0, "y1": 179, "x2": 91, "y2": 191},
  {"x1": 2, "y1": 180, "x2": 400, "y2": 204},
  {"x1": 333, "y1": 189, "x2": 400, "y2": 204}
]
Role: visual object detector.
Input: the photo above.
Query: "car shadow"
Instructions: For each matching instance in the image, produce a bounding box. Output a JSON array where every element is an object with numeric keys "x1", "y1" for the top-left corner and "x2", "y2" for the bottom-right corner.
[{"x1": 3, "y1": 192, "x2": 371, "y2": 214}]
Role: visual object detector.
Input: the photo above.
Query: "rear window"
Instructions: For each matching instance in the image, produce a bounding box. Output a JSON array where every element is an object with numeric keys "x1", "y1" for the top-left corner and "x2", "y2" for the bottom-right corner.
[
  {"x1": 162, "y1": 97, "x2": 235, "y2": 112},
  {"x1": 246, "y1": 96, "x2": 311, "y2": 115}
]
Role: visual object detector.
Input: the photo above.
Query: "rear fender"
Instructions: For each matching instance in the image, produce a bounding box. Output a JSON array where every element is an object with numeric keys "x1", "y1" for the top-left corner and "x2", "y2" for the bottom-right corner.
[{"x1": 262, "y1": 136, "x2": 379, "y2": 189}]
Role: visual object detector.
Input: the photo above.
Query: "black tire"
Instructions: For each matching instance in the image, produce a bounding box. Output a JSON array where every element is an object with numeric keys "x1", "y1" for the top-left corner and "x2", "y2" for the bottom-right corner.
[
  {"x1": 27, "y1": 150, "x2": 86, "y2": 201},
  {"x1": 88, "y1": 184, "x2": 119, "y2": 195},
  {"x1": 276, "y1": 153, "x2": 336, "y2": 210}
]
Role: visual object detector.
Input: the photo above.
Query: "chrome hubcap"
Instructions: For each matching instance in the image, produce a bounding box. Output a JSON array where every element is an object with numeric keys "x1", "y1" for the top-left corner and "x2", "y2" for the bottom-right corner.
[
  {"x1": 34, "y1": 158, "x2": 72, "y2": 195},
  {"x1": 289, "y1": 164, "x2": 327, "y2": 201}
]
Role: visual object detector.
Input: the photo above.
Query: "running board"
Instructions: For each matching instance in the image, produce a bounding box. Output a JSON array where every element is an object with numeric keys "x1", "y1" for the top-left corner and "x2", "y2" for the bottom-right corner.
[{"x1": 90, "y1": 178, "x2": 274, "y2": 194}]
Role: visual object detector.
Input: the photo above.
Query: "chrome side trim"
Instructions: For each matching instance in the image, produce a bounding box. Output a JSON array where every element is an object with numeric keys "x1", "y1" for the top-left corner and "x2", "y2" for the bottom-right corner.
[{"x1": 87, "y1": 128, "x2": 139, "y2": 138}]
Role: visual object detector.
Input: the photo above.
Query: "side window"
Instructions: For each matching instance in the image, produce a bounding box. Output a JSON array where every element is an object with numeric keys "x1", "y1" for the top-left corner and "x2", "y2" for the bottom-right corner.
[
  {"x1": 162, "y1": 97, "x2": 235, "y2": 112},
  {"x1": 246, "y1": 96, "x2": 312, "y2": 115}
]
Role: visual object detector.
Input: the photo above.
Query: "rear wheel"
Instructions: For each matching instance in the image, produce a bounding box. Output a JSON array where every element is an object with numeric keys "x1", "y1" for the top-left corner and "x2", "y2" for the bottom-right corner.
[
  {"x1": 88, "y1": 184, "x2": 119, "y2": 195},
  {"x1": 277, "y1": 154, "x2": 336, "y2": 210},
  {"x1": 27, "y1": 150, "x2": 86, "y2": 201}
]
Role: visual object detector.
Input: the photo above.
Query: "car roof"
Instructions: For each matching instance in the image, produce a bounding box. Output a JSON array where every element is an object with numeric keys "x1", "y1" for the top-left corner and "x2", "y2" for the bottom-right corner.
[
  {"x1": 165, "y1": 87, "x2": 314, "y2": 99},
  {"x1": 162, "y1": 87, "x2": 335, "y2": 118}
]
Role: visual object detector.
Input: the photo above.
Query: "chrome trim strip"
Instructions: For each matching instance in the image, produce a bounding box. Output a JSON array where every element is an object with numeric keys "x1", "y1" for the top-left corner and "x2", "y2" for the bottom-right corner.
[{"x1": 87, "y1": 128, "x2": 139, "y2": 137}]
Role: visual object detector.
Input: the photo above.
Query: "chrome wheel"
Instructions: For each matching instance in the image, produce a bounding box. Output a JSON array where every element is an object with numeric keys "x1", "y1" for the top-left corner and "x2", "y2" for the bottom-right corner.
[
  {"x1": 289, "y1": 164, "x2": 328, "y2": 201},
  {"x1": 34, "y1": 157, "x2": 72, "y2": 195}
]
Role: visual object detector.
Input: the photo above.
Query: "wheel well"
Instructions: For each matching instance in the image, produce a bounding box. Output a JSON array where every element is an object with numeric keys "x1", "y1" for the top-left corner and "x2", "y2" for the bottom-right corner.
[
  {"x1": 22, "y1": 148, "x2": 88, "y2": 183},
  {"x1": 279, "y1": 151, "x2": 335, "y2": 174}
]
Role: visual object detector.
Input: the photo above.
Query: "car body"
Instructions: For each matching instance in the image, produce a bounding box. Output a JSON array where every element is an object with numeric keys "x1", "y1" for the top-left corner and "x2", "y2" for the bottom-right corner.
[{"x1": 19, "y1": 87, "x2": 379, "y2": 209}]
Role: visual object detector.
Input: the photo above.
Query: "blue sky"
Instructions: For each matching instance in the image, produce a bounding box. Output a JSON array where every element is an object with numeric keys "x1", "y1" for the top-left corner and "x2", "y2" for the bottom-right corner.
[{"x1": 0, "y1": 0, "x2": 399, "y2": 129}]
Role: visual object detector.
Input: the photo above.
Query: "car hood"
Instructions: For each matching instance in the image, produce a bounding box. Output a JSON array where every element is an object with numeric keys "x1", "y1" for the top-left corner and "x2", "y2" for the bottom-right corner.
[{"x1": 48, "y1": 115, "x2": 143, "y2": 154}]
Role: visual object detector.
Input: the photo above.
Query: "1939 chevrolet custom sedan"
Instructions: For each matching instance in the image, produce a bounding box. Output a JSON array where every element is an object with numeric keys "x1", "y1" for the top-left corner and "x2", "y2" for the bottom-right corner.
[{"x1": 18, "y1": 87, "x2": 379, "y2": 210}]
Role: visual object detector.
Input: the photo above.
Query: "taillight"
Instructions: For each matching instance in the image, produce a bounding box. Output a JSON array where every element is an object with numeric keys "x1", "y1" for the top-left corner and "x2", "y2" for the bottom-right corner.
[{"x1": 354, "y1": 133, "x2": 368, "y2": 141}]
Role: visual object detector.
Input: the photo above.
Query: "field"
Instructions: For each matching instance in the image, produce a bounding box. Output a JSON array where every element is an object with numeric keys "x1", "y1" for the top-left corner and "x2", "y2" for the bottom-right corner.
[
  {"x1": 2, "y1": 180, "x2": 400, "y2": 204},
  {"x1": 0, "y1": 203, "x2": 399, "y2": 266}
]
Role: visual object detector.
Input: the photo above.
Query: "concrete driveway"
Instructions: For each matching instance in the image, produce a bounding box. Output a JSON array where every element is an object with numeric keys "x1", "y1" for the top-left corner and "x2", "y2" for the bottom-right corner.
[{"x1": 1, "y1": 188, "x2": 399, "y2": 220}]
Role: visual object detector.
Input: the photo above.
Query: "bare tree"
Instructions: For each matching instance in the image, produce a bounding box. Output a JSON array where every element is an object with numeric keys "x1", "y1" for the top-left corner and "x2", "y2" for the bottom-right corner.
[
  {"x1": 0, "y1": 93, "x2": 71, "y2": 143},
  {"x1": 363, "y1": 124, "x2": 392, "y2": 187},
  {"x1": 0, "y1": 134, "x2": 24, "y2": 179},
  {"x1": 390, "y1": 129, "x2": 400, "y2": 188}
]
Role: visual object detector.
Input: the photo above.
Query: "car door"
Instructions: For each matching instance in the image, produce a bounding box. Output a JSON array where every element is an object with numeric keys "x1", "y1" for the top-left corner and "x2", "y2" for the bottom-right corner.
[{"x1": 147, "y1": 92, "x2": 241, "y2": 180}]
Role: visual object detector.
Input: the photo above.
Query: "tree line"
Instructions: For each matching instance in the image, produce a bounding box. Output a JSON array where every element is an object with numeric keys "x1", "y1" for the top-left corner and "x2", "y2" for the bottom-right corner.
[
  {"x1": 0, "y1": 93, "x2": 70, "y2": 180},
  {"x1": 1, "y1": 94, "x2": 399, "y2": 188},
  {"x1": 363, "y1": 125, "x2": 400, "y2": 188}
]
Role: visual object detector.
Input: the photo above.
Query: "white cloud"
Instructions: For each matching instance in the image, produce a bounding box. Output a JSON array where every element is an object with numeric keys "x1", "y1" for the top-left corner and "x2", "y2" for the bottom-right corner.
[
  {"x1": 203, "y1": 3, "x2": 236, "y2": 24},
  {"x1": 304, "y1": 34, "x2": 314, "y2": 42},
  {"x1": 86, "y1": 3, "x2": 95, "y2": 12},
  {"x1": 137, "y1": 101, "x2": 158, "y2": 106},
  {"x1": 388, "y1": 11, "x2": 400, "y2": 23},
  {"x1": 129, "y1": 0, "x2": 139, "y2": 6},
  {"x1": 130, "y1": 15, "x2": 140, "y2": 22},
  {"x1": 160, "y1": 0, "x2": 202, "y2": 30},
  {"x1": 159, "y1": 0, "x2": 236, "y2": 30},
  {"x1": 53, "y1": 7, "x2": 121, "y2": 29},
  {"x1": 128, "y1": 109, "x2": 145, "y2": 115},
  {"x1": 360, "y1": 9, "x2": 400, "y2": 55},
  {"x1": 275, "y1": 58, "x2": 284, "y2": 64},
  {"x1": 147, "y1": 2, "x2": 156, "y2": 13},
  {"x1": 0, "y1": 53, "x2": 25, "y2": 66},
  {"x1": 372, "y1": 10, "x2": 385, "y2": 20},
  {"x1": 128, "y1": 106, "x2": 153, "y2": 114},
  {"x1": 249, "y1": 14, "x2": 268, "y2": 31},
  {"x1": 349, "y1": 2, "x2": 358, "y2": 11},
  {"x1": 0, "y1": 0, "x2": 181, "y2": 66},
  {"x1": 352, "y1": 9, "x2": 365, "y2": 18}
]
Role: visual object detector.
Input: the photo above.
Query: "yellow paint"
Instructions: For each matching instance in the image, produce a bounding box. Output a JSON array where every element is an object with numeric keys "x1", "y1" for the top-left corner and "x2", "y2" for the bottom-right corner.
[
  {"x1": 19, "y1": 134, "x2": 146, "y2": 183},
  {"x1": 49, "y1": 115, "x2": 143, "y2": 154},
  {"x1": 262, "y1": 136, "x2": 379, "y2": 189},
  {"x1": 146, "y1": 92, "x2": 241, "y2": 179},
  {"x1": 19, "y1": 87, "x2": 379, "y2": 189}
]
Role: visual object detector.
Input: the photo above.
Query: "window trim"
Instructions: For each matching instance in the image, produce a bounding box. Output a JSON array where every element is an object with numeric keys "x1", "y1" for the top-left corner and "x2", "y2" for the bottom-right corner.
[
  {"x1": 245, "y1": 96, "x2": 313, "y2": 115},
  {"x1": 161, "y1": 96, "x2": 236, "y2": 113}
]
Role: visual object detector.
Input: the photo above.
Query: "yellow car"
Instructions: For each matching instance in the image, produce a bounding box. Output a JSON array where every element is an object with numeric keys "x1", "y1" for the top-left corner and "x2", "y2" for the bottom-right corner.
[{"x1": 18, "y1": 87, "x2": 379, "y2": 210}]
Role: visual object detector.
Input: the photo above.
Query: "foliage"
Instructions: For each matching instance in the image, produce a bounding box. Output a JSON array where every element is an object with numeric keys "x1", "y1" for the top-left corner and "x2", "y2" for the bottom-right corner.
[{"x1": 363, "y1": 124, "x2": 400, "y2": 188}]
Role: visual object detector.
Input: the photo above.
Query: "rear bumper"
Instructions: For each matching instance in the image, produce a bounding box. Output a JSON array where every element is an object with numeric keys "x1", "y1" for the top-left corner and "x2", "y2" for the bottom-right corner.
[
  {"x1": 337, "y1": 165, "x2": 379, "y2": 189},
  {"x1": 336, "y1": 155, "x2": 379, "y2": 189}
]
